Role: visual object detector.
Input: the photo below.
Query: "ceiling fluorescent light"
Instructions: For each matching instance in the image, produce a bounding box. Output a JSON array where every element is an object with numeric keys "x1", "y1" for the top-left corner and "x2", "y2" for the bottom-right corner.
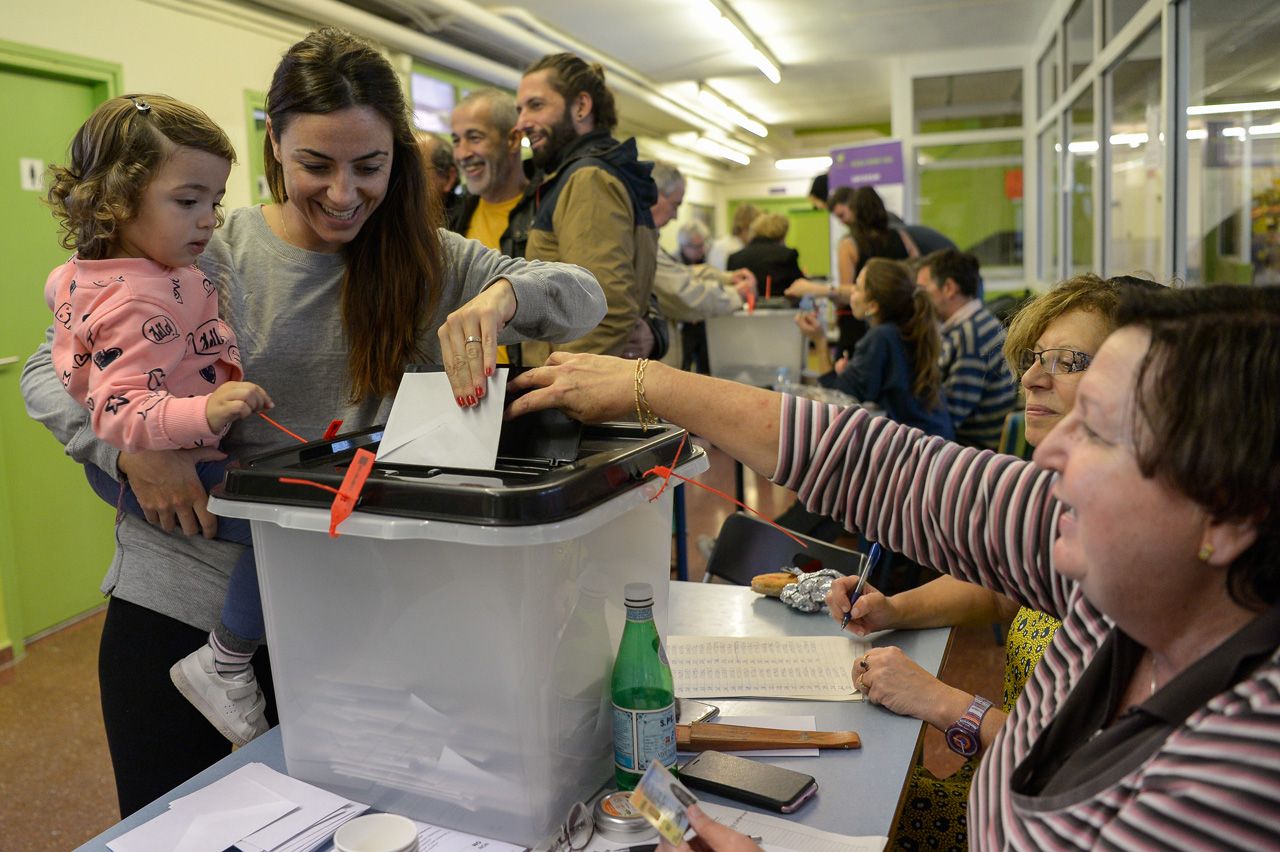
[
  {"x1": 703, "y1": 0, "x2": 782, "y2": 84},
  {"x1": 752, "y1": 50, "x2": 780, "y2": 84},
  {"x1": 1187, "y1": 100, "x2": 1280, "y2": 116},
  {"x1": 695, "y1": 137, "x2": 750, "y2": 165},
  {"x1": 697, "y1": 88, "x2": 767, "y2": 137},
  {"x1": 1109, "y1": 132, "x2": 1148, "y2": 147},
  {"x1": 1066, "y1": 141, "x2": 1099, "y2": 154},
  {"x1": 775, "y1": 156, "x2": 832, "y2": 171}
]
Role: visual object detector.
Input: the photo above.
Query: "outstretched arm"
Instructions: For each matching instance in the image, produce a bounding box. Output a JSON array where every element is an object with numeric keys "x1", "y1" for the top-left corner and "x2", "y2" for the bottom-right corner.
[{"x1": 505, "y1": 354, "x2": 783, "y2": 476}]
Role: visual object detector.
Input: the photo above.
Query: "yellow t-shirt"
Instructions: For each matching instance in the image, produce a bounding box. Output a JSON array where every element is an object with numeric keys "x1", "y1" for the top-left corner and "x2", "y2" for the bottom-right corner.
[
  {"x1": 464, "y1": 194, "x2": 523, "y2": 251},
  {"x1": 464, "y1": 193, "x2": 524, "y2": 365}
]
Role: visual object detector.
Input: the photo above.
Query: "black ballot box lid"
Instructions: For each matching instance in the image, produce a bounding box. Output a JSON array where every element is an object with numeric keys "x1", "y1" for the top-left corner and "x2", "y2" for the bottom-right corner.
[{"x1": 216, "y1": 420, "x2": 702, "y2": 526}]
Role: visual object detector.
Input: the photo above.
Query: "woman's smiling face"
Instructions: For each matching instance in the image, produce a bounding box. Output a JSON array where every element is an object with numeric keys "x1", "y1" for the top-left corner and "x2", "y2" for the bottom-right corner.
[{"x1": 270, "y1": 105, "x2": 393, "y2": 253}]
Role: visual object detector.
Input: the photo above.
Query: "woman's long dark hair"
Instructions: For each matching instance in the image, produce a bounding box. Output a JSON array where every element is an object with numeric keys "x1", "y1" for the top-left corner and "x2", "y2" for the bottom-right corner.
[
  {"x1": 861, "y1": 258, "x2": 942, "y2": 408},
  {"x1": 265, "y1": 27, "x2": 444, "y2": 402}
]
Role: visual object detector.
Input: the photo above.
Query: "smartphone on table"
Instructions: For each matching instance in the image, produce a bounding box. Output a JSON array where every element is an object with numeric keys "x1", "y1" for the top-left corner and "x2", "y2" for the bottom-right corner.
[
  {"x1": 677, "y1": 750, "x2": 818, "y2": 813},
  {"x1": 675, "y1": 698, "x2": 719, "y2": 726}
]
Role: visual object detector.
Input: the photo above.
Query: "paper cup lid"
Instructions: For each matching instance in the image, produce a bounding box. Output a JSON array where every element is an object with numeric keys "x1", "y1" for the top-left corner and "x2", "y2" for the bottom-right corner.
[{"x1": 334, "y1": 814, "x2": 419, "y2": 852}]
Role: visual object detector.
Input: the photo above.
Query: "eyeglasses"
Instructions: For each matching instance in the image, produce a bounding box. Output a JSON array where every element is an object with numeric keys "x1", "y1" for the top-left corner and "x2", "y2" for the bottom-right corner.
[
  {"x1": 1018, "y1": 347, "x2": 1092, "y2": 375},
  {"x1": 532, "y1": 802, "x2": 593, "y2": 852}
]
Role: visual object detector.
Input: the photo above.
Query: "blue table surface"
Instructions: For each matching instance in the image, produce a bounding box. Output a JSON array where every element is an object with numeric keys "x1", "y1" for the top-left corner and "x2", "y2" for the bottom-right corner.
[{"x1": 73, "y1": 581, "x2": 950, "y2": 850}]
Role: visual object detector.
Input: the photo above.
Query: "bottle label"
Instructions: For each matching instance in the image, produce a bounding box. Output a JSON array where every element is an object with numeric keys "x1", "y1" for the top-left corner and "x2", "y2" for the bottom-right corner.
[
  {"x1": 625, "y1": 605, "x2": 654, "y2": 622},
  {"x1": 612, "y1": 701, "x2": 676, "y2": 772}
]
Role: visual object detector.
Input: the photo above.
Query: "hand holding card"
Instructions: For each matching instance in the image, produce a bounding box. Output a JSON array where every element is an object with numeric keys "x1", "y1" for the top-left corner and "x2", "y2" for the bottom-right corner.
[{"x1": 630, "y1": 761, "x2": 699, "y2": 845}]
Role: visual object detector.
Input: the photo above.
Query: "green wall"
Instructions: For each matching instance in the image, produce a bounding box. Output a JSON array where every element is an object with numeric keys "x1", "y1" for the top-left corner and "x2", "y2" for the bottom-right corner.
[{"x1": 917, "y1": 140, "x2": 1023, "y2": 257}]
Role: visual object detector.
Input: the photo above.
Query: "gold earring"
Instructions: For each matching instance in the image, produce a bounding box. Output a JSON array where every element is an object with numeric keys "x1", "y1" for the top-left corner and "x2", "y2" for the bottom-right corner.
[{"x1": 1198, "y1": 543, "x2": 1214, "y2": 562}]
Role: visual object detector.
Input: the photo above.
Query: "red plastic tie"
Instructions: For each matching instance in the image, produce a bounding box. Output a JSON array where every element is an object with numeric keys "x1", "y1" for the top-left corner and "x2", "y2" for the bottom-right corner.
[
  {"x1": 746, "y1": 289, "x2": 756, "y2": 314},
  {"x1": 766, "y1": 274, "x2": 772, "y2": 299},
  {"x1": 642, "y1": 432, "x2": 808, "y2": 548},
  {"x1": 326, "y1": 448, "x2": 376, "y2": 537},
  {"x1": 258, "y1": 412, "x2": 307, "y2": 443},
  {"x1": 322, "y1": 419, "x2": 344, "y2": 440}
]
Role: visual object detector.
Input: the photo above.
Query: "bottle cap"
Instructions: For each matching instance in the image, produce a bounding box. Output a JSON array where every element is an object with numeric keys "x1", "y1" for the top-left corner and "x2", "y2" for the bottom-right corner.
[
  {"x1": 593, "y1": 789, "x2": 658, "y2": 841},
  {"x1": 624, "y1": 582, "x2": 654, "y2": 607}
]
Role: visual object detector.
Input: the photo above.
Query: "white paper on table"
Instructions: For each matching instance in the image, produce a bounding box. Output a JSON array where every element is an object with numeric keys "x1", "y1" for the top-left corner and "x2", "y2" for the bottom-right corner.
[
  {"x1": 375, "y1": 367, "x2": 507, "y2": 469},
  {"x1": 108, "y1": 775, "x2": 296, "y2": 852},
  {"x1": 678, "y1": 714, "x2": 819, "y2": 758},
  {"x1": 668, "y1": 636, "x2": 869, "y2": 701},
  {"x1": 412, "y1": 819, "x2": 525, "y2": 852},
  {"x1": 234, "y1": 763, "x2": 369, "y2": 850},
  {"x1": 699, "y1": 802, "x2": 887, "y2": 852}
]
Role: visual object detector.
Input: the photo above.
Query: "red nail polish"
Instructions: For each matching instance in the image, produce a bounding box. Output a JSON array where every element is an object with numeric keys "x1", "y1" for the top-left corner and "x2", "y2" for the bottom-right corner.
[
  {"x1": 466, "y1": 395, "x2": 476, "y2": 406},
  {"x1": 456, "y1": 396, "x2": 465, "y2": 407},
  {"x1": 475, "y1": 385, "x2": 484, "y2": 398},
  {"x1": 486, "y1": 366, "x2": 493, "y2": 376}
]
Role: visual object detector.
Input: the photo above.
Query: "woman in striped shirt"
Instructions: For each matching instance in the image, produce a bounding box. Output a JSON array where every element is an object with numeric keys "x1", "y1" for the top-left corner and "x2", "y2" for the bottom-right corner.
[{"x1": 507, "y1": 283, "x2": 1280, "y2": 852}]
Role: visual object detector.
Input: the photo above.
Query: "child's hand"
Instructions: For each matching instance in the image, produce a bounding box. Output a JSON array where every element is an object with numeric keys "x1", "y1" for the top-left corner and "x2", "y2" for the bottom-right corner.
[{"x1": 206, "y1": 381, "x2": 274, "y2": 433}]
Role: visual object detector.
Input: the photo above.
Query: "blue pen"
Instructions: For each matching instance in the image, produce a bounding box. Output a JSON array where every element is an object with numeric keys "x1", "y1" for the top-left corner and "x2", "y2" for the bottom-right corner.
[{"x1": 838, "y1": 542, "x2": 882, "y2": 632}]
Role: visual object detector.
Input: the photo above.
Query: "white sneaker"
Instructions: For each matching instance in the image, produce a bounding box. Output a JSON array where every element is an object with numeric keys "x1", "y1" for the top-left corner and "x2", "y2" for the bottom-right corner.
[{"x1": 170, "y1": 644, "x2": 268, "y2": 747}]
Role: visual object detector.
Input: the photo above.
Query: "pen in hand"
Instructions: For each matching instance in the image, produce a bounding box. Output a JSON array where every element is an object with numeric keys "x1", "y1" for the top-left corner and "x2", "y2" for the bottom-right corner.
[{"x1": 838, "y1": 542, "x2": 882, "y2": 632}]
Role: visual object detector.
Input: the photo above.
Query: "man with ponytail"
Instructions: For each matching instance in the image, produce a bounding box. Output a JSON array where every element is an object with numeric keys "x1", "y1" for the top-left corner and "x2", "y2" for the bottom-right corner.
[{"x1": 515, "y1": 53, "x2": 659, "y2": 363}]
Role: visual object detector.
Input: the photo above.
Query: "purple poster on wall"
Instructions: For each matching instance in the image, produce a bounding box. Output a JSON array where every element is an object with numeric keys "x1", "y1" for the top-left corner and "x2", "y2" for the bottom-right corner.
[{"x1": 828, "y1": 139, "x2": 904, "y2": 188}]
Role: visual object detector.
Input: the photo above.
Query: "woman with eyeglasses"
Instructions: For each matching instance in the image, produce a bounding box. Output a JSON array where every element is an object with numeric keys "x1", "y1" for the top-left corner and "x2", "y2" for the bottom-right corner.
[{"x1": 839, "y1": 273, "x2": 1160, "y2": 852}]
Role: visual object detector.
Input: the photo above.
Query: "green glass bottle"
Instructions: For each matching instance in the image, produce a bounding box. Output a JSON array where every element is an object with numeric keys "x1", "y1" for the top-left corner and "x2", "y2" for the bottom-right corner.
[{"x1": 611, "y1": 582, "x2": 677, "y2": 790}]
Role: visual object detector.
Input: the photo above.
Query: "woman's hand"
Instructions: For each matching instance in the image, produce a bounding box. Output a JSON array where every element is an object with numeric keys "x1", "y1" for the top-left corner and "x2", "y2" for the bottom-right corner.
[
  {"x1": 825, "y1": 575, "x2": 899, "y2": 636},
  {"x1": 116, "y1": 447, "x2": 227, "y2": 538},
  {"x1": 657, "y1": 805, "x2": 764, "y2": 852},
  {"x1": 794, "y1": 311, "x2": 825, "y2": 342},
  {"x1": 504, "y1": 352, "x2": 637, "y2": 423},
  {"x1": 855, "y1": 647, "x2": 973, "y2": 729},
  {"x1": 784, "y1": 278, "x2": 827, "y2": 300},
  {"x1": 729, "y1": 268, "x2": 756, "y2": 298},
  {"x1": 440, "y1": 278, "x2": 518, "y2": 407}
]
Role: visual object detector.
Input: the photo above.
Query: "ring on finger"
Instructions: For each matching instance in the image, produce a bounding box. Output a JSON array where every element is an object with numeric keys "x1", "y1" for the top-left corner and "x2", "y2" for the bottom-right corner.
[
  {"x1": 464, "y1": 335, "x2": 482, "y2": 346},
  {"x1": 857, "y1": 673, "x2": 868, "y2": 692}
]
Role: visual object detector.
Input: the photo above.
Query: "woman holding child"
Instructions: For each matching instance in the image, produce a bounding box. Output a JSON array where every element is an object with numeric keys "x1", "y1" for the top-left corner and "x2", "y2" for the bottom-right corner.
[{"x1": 23, "y1": 27, "x2": 604, "y2": 815}]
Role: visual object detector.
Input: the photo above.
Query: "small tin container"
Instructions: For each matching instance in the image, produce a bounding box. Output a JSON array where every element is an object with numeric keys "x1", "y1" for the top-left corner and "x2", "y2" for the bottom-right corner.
[{"x1": 593, "y1": 789, "x2": 658, "y2": 842}]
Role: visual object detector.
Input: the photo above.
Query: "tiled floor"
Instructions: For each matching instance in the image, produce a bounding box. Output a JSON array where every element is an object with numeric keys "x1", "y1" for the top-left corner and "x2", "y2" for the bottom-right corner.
[{"x1": 0, "y1": 439, "x2": 1004, "y2": 851}]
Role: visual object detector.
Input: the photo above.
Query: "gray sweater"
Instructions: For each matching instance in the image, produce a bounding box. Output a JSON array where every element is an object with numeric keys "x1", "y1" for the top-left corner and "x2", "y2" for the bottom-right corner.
[{"x1": 21, "y1": 206, "x2": 605, "y2": 630}]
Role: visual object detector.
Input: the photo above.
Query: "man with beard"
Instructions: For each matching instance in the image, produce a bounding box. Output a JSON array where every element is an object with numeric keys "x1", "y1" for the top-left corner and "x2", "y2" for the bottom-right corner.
[
  {"x1": 449, "y1": 88, "x2": 533, "y2": 258},
  {"x1": 447, "y1": 88, "x2": 534, "y2": 365},
  {"x1": 514, "y1": 53, "x2": 659, "y2": 363}
]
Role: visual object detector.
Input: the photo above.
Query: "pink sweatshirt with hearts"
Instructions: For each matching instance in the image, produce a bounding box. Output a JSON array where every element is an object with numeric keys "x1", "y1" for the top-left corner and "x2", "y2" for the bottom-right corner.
[{"x1": 45, "y1": 256, "x2": 244, "y2": 453}]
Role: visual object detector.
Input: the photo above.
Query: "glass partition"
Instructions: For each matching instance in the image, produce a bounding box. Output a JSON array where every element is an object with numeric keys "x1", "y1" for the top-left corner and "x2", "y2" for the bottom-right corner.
[
  {"x1": 1069, "y1": 86, "x2": 1096, "y2": 274},
  {"x1": 1066, "y1": 0, "x2": 1095, "y2": 86},
  {"x1": 916, "y1": 140, "x2": 1025, "y2": 274},
  {"x1": 1186, "y1": 0, "x2": 1280, "y2": 285},
  {"x1": 1106, "y1": 24, "x2": 1163, "y2": 278}
]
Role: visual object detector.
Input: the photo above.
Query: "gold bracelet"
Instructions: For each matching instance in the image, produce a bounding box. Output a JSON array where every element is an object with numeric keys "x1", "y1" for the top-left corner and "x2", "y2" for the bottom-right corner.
[{"x1": 634, "y1": 358, "x2": 658, "y2": 431}]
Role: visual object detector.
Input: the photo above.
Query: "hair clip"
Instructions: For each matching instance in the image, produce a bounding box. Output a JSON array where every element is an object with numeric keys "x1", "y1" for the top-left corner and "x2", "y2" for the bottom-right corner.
[{"x1": 130, "y1": 98, "x2": 151, "y2": 113}]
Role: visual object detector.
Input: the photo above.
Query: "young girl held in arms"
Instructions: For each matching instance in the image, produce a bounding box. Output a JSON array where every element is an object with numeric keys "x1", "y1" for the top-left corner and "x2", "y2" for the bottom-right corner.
[{"x1": 46, "y1": 94, "x2": 273, "y2": 746}]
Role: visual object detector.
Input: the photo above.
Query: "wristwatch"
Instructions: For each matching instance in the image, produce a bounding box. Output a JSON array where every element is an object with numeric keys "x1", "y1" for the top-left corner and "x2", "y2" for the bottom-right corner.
[{"x1": 944, "y1": 695, "x2": 993, "y2": 757}]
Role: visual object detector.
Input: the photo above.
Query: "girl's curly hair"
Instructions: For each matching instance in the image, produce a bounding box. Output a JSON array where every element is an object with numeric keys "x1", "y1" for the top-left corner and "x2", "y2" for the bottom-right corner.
[{"x1": 47, "y1": 94, "x2": 236, "y2": 259}]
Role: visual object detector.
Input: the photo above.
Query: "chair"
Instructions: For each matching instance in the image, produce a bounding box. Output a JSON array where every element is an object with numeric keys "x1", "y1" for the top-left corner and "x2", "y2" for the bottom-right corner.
[
  {"x1": 998, "y1": 411, "x2": 1034, "y2": 460},
  {"x1": 702, "y1": 511, "x2": 865, "y2": 586}
]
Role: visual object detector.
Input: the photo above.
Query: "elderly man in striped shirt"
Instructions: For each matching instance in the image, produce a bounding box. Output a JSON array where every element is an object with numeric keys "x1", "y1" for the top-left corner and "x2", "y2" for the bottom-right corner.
[{"x1": 917, "y1": 249, "x2": 1017, "y2": 450}]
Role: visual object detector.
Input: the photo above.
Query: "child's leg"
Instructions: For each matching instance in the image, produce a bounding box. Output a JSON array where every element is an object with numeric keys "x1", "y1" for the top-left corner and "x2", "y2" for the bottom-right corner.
[
  {"x1": 209, "y1": 547, "x2": 263, "y2": 677},
  {"x1": 171, "y1": 541, "x2": 268, "y2": 746}
]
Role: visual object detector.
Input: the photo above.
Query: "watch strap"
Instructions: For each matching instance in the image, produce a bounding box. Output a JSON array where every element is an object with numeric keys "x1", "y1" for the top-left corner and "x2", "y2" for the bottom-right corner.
[{"x1": 944, "y1": 694, "x2": 993, "y2": 757}]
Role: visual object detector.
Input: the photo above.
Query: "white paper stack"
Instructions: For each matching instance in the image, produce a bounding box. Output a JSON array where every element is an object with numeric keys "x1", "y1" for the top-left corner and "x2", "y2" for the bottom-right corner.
[{"x1": 107, "y1": 763, "x2": 368, "y2": 852}]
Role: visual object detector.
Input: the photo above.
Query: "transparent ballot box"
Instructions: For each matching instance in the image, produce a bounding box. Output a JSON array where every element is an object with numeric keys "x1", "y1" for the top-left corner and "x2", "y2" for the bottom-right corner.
[{"x1": 208, "y1": 422, "x2": 707, "y2": 844}]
